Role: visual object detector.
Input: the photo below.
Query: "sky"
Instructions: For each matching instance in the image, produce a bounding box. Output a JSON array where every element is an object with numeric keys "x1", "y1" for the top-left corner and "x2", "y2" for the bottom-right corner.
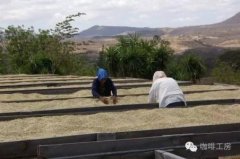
[{"x1": 0, "y1": 0, "x2": 240, "y2": 32}]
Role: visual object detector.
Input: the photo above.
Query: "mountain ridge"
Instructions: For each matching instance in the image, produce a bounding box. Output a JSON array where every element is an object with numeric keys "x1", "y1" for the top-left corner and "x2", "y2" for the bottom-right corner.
[
  {"x1": 76, "y1": 25, "x2": 165, "y2": 39},
  {"x1": 75, "y1": 12, "x2": 240, "y2": 39}
]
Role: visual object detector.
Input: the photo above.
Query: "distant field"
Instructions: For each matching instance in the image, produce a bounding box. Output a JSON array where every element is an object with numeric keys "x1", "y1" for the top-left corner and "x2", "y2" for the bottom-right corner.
[{"x1": 71, "y1": 35, "x2": 240, "y2": 57}]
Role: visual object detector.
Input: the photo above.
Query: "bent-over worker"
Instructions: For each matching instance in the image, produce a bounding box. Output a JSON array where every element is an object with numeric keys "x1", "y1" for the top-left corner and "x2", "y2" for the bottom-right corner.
[
  {"x1": 148, "y1": 71, "x2": 186, "y2": 108},
  {"x1": 92, "y1": 68, "x2": 117, "y2": 104}
]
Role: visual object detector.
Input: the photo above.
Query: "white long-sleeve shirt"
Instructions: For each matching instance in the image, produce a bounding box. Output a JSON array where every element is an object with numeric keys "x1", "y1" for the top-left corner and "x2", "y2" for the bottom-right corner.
[{"x1": 148, "y1": 77, "x2": 186, "y2": 107}]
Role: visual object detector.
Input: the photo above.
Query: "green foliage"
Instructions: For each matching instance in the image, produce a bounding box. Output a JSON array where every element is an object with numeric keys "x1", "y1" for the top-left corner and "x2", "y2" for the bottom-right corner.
[
  {"x1": 1, "y1": 12, "x2": 95, "y2": 75},
  {"x1": 52, "y1": 12, "x2": 86, "y2": 39},
  {"x1": 166, "y1": 54, "x2": 206, "y2": 82},
  {"x1": 71, "y1": 54, "x2": 96, "y2": 75},
  {"x1": 212, "y1": 61, "x2": 240, "y2": 85},
  {"x1": 180, "y1": 54, "x2": 206, "y2": 83},
  {"x1": 100, "y1": 34, "x2": 206, "y2": 81},
  {"x1": 166, "y1": 57, "x2": 188, "y2": 80},
  {"x1": 0, "y1": 53, "x2": 4, "y2": 74},
  {"x1": 100, "y1": 34, "x2": 173, "y2": 78},
  {"x1": 28, "y1": 53, "x2": 53, "y2": 74},
  {"x1": 218, "y1": 50, "x2": 240, "y2": 71},
  {"x1": 212, "y1": 49, "x2": 240, "y2": 85}
]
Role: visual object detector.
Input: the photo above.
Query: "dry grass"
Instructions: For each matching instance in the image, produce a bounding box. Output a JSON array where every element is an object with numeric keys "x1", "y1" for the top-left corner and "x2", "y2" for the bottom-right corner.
[
  {"x1": 217, "y1": 39, "x2": 240, "y2": 48},
  {"x1": 72, "y1": 38, "x2": 118, "y2": 54},
  {"x1": 0, "y1": 104, "x2": 240, "y2": 142}
]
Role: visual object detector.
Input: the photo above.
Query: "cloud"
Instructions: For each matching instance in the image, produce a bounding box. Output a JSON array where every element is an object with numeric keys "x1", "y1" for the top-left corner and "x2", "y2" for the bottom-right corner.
[
  {"x1": 0, "y1": 0, "x2": 239, "y2": 31},
  {"x1": 174, "y1": 17, "x2": 197, "y2": 22}
]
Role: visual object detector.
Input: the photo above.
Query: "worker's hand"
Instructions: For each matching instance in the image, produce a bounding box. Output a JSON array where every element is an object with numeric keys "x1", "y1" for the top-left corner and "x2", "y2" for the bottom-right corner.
[
  {"x1": 100, "y1": 97, "x2": 109, "y2": 104},
  {"x1": 112, "y1": 96, "x2": 118, "y2": 104}
]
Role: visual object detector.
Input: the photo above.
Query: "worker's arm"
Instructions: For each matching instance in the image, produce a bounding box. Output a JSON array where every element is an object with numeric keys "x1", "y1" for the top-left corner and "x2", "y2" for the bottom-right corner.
[
  {"x1": 109, "y1": 79, "x2": 118, "y2": 104},
  {"x1": 108, "y1": 79, "x2": 117, "y2": 97},
  {"x1": 92, "y1": 79, "x2": 100, "y2": 98},
  {"x1": 148, "y1": 85, "x2": 156, "y2": 103}
]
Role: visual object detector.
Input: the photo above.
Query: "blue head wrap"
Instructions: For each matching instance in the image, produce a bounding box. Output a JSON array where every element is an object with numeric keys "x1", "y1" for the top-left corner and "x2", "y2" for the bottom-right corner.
[{"x1": 97, "y1": 68, "x2": 108, "y2": 81}]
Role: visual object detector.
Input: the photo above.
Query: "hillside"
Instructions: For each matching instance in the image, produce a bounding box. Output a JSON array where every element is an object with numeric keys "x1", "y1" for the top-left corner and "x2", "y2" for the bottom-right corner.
[
  {"x1": 169, "y1": 12, "x2": 240, "y2": 38},
  {"x1": 73, "y1": 12, "x2": 240, "y2": 54},
  {"x1": 75, "y1": 12, "x2": 240, "y2": 40},
  {"x1": 166, "y1": 12, "x2": 240, "y2": 53},
  {"x1": 75, "y1": 25, "x2": 165, "y2": 39}
]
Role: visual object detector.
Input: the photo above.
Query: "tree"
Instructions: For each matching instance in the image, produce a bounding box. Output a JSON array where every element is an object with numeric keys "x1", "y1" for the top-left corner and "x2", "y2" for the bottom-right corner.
[
  {"x1": 52, "y1": 12, "x2": 86, "y2": 39},
  {"x1": 100, "y1": 34, "x2": 173, "y2": 78},
  {"x1": 1, "y1": 12, "x2": 96, "y2": 75}
]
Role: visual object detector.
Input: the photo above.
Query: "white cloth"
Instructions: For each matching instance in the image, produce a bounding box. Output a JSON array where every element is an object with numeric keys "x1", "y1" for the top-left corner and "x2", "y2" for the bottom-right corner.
[
  {"x1": 153, "y1": 71, "x2": 166, "y2": 82},
  {"x1": 148, "y1": 77, "x2": 186, "y2": 107}
]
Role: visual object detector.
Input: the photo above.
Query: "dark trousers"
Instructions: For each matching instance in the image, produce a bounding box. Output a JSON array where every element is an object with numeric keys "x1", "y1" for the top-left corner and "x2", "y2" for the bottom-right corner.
[{"x1": 166, "y1": 101, "x2": 186, "y2": 108}]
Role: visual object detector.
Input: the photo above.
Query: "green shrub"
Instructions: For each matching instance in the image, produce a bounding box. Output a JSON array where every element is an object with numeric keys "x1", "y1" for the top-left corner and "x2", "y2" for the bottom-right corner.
[
  {"x1": 212, "y1": 61, "x2": 240, "y2": 85},
  {"x1": 28, "y1": 53, "x2": 53, "y2": 74},
  {"x1": 219, "y1": 50, "x2": 240, "y2": 71},
  {"x1": 180, "y1": 54, "x2": 206, "y2": 83},
  {"x1": 166, "y1": 54, "x2": 206, "y2": 82},
  {"x1": 211, "y1": 49, "x2": 240, "y2": 85},
  {"x1": 166, "y1": 57, "x2": 188, "y2": 80},
  {"x1": 100, "y1": 34, "x2": 173, "y2": 78}
]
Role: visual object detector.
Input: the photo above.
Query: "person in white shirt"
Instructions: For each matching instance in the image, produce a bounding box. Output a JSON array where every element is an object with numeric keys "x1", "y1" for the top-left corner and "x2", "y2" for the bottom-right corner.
[{"x1": 148, "y1": 71, "x2": 186, "y2": 108}]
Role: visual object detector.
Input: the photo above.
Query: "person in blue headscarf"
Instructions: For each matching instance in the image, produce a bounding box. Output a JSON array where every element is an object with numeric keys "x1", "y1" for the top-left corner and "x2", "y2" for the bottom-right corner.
[{"x1": 92, "y1": 68, "x2": 117, "y2": 104}]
